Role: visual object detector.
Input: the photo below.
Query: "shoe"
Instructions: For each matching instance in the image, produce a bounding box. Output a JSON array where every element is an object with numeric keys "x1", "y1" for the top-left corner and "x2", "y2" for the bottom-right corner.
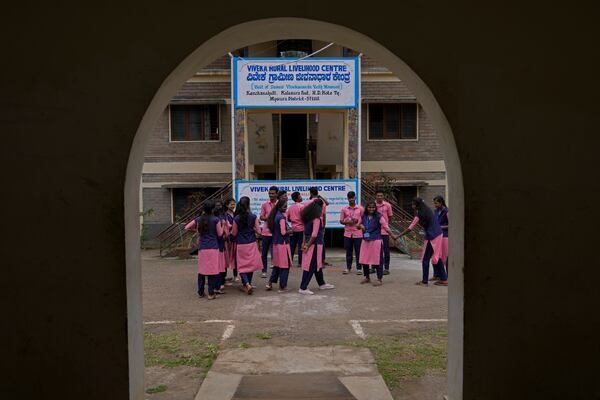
[
  {"x1": 383, "y1": 270, "x2": 390, "y2": 275},
  {"x1": 261, "y1": 272, "x2": 267, "y2": 278},
  {"x1": 278, "y1": 288, "x2": 289, "y2": 293},
  {"x1": 247, "y1": 284, "x2": 254, "y2": 295},
  {"x1": 225, "y1": 277, "x2": 234, "y2": 282},
  {"x1": 356, "y1": 270, "x2": 363, "y2": 275},
  {"x1": 298, "y1": 288, "x2": 314, "y2": 295},
  {"x1": 434, "y1": 280, "x2": 448, "y2": 286},
  {"x1": 234, "y1": 277, "x2": 241, "y2": 282},
  {"x1": 198, "y1": 293, "x2": 205, "y2": 298},
  {"x1": 207, "y1": 294, "x2": 217, "y2": 300},
  {"x1": 360, "y1": 278, "x2": 371, "y2": 284},
  {"x1": 430, "y1": 276, "x2": 440, "y2": 282},
  {"x1": 415, "y1": 281, "x2": 428, "y2": 286},
  {"x1": 225, "y1": 281, "x2": 234, "y2": 286},
  {"x1": 319, "y1": 283, "x2": 335, "y2": 290},
  {"x1": 214, "y1": 289, "x2": 225, "y2": 294},
  {"x1": 265, "y1": 283, "x2": 273, "y2": 291},
  {"x1": 342, "y1": 269, "x2": 349, "y2": 275},
  {"x1": 372, "y1": 279, "x2": 383, "y2": 286}
]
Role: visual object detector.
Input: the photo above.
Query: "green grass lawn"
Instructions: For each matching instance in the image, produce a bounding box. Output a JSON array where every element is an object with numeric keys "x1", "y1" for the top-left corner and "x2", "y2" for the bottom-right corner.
[
  {"x1": 343, "y1": 327, "x2": 447, "y2": 389},
  {"x1": 144, "y1": 331, "x2": 219, "y2": 370}
]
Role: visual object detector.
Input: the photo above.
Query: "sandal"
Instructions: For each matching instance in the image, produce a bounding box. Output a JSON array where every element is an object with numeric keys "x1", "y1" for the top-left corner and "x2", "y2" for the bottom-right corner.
[{"x1": 415, "y1": 281, "x2": 428, "y2": 286}]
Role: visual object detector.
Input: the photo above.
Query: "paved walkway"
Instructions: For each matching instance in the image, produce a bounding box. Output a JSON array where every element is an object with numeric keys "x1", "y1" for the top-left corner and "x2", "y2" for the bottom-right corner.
[{"x1": 196, "y1": 346, "x2": 393, "y2": 400}]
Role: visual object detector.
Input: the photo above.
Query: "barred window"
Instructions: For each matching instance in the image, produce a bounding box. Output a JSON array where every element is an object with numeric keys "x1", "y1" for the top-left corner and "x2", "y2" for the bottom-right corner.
[
  {"x1": 368, "y1": 103, "x2": 417, "y2": 140},
  {"x1": 170, "y1": 105, "x2": 219, "y2": 141}
]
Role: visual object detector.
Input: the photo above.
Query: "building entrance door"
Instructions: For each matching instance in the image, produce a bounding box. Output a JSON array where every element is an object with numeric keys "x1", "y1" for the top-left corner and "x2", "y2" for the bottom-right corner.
[{"x1": 281, "y1": 114, "x2": 307, "y2": 158}]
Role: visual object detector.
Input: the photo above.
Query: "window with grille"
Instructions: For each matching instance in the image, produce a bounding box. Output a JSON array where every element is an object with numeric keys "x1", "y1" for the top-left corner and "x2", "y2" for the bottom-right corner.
[
  {"x1": 170, "y1": 105, "x2": 219, "y2": 141},
  {"x1": 368, "y1": 103, "x2": 418, "y2": 140}
]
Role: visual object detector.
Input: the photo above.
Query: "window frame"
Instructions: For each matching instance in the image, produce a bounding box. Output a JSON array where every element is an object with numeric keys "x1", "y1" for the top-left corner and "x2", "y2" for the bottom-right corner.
[
  {"x1": 366, "y1": 102, "x2": 420, "y2": 142},
  {"x1": 168, "y1": 104, "x2": 221, "y2": 143}
]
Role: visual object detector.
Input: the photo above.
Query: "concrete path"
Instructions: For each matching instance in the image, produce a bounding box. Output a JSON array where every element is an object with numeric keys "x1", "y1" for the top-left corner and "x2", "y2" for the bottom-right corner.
[{"x1": 195, "y1": 346, "x2": 393, "y2": 400}]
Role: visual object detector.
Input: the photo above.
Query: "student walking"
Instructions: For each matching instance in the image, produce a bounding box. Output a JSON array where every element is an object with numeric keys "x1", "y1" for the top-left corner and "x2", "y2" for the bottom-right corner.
[
  {"x1": 231, "y1": 196, "x2": 262, "y2": 295},
  {"x1": 340, "y1": 191, "x2": 364, "y2": 275},
  {"x1": 299, "y1": 199, "x2": 335, "y2": 294},
  {"x1": 287, "y1": 191, "x2": 304, "y2": 267},
  {"x1": 399, "y1": 197, "x2": 448, "y2": 286},
  {"x1": 375, "y1": 189, "x2": 394, "y2": 275},
  {"x1": 266, "y1": 199, "x2": 293, "y2": 293},
  {"x1": 433, "y1": 195, "x2": 449, "y2": 277},
  {"x1": 184, "y1": 200, "x2": 225, "y2": 300},
  {"x1": 259, "y1": 186, "x2": 279, "y2": 278},
  {"x1": 306, "y1": 187, "x2": 331, "y2": 265},
  {"x1": 357, "y1": 201, "x2": 398, "y2": 286}
]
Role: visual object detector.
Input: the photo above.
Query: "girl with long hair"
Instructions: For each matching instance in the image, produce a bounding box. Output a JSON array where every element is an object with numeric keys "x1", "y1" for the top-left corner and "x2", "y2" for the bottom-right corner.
[
  {"x1": 298, "y1": 199, "x2": 335, "y2": 294},
  {"x1": 357, "y1": 201, "x2": 398, "y2": 286},
  {"x1": 399, "y1": 197, "x2": 448, "y2": 286},
  {"x1": 214, "y1": 200, "x2": 227, "y2": 293},
  {"x1": 266, "y1": 199, "x2": 293, "y2": 292},
  {"x1": 433, "y1": 195, "x2": 449, "y2": 279},
  {"x1": 184, "y1": 200, "x2": 225, "y2": 299},
  {"x1": 231, "y1": 196, "x2": 262, "y2": 294},
  {"x1": 223, "y1": 197, "x2": 239, "y2": 284}
]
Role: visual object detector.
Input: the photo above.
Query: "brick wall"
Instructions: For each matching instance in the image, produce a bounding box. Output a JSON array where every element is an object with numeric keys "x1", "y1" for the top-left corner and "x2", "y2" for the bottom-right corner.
[{"x1": 142, "y1": 173, "x2": 231, "y2": 183}]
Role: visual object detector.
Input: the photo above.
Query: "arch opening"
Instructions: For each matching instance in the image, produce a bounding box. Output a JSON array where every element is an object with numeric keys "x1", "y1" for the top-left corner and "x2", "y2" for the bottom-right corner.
[{"x1": 125, "y1": 17, "x2": 464, "y2": 400}]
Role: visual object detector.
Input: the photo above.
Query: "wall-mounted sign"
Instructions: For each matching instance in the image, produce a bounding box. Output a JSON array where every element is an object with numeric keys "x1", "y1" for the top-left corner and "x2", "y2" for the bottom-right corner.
[
  {"x1": 235, "y1": 179, "x2": 359, "y2": 229},
  {"x1": 233, "y1": 57, "x2": 358, "y2": 109}
]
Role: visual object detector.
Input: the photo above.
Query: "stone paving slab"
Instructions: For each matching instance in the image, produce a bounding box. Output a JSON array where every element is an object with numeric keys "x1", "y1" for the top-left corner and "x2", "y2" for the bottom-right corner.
[{"x1": 196, "y1": 346, "x2": 393, "y2": 400}]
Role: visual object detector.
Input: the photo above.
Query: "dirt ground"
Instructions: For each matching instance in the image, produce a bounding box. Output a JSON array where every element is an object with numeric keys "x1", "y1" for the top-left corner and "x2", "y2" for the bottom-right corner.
[{"x1": 142, "y1": 248, "x2": 448, "y2": 400}]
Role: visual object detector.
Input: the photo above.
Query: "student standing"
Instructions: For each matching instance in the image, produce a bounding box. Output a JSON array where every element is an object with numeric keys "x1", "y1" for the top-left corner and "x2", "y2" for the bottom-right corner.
[
  {"x1": 214, "y1": 201, "x2": 227, "y2": 293},
  {"x1": 433, "y1": 195, "x2": 449, "y2": 277},
  {"x1": 399, "y1": 197, "x2": 448, "y2": 286},
  {"x1": 357, "y1": 201, "x2": 398, "y2": 286},
  {"x1": 184, "y1": 200, "x2": 224, "y2": 300},
  {"x1": 223, "y1": 198, "x2": 238, "y2": 284},
  {"x1": 266, "y1": 199, "x2": 293, "y2": 292},
  {"x1": 232, "y1": 196, "x2": 262, "y2": 295},
  {"x1": 287, "y1": 191, "x2": 304, "y2": 267},
  {"x1": 299, "y1": 199, "x2": 335, "y2": 294},
  {"x1": 340, "y1": 191, "x2": 364, "y2": 275},
  {"x1": 375, "y1": 190, "x2": 394, "y2": 275},
  {"x1": 259, "y1": 186, "x2": 278, "y2": 278}
]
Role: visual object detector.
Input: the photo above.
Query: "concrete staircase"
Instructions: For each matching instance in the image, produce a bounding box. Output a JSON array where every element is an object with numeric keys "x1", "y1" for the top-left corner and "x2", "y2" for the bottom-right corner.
[{"x1": 282, "y1": 158, "x2": 310, "y2": 179}]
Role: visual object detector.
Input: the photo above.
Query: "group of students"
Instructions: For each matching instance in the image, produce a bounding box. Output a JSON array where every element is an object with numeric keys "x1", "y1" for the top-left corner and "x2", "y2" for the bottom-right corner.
[
  {"x1": 184, "y1": 185, "x2": 450, "y2": 300},
  {"x1": 184, "y1": 186, "x2": 335, "y2": 299}
]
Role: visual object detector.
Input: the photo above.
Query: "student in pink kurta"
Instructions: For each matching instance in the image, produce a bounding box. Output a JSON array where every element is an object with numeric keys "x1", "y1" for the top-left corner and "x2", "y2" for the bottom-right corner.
[
  {"x1": 306, "y1": 187, "x2": 331, "y2": 265},
  {"x1": 340, "y1": 191, "x2": 364, "y2": 275},
  {"x1": 357, "y1": 201, "x2": 398, "y2": 286},
  {"x1": 299, "y1": 199, "x2": 335, "y2": 295},
  {"x1": 259, "y1": 186, "x2": 279, "y2": 277},
  {"x1": 223, "y1": 198, "x2": 238, "y2": 285},
  {"x1": 232, "y1": 196, "x2": 262, "y2": 295},
  {"x1": 214, "y1": 200, "x2": 227, "y2": 293},
  {"x1": 184, "y1": 200, "x2": 225, "y2": 300},
  {"x1": 266, "y1": 199, "x2": 293, "y2": 292},
  {"x1": 375, "y1": 189, "x2": 394, "y2": 275},
  {"x1": 287, "y1": 192, "x2": 304, "y2": 267},
  {"x1": 399, "y1": 197, "x2": 448, "y2": 286},
  {"x1": 433, "y1": 195, "x2": 449, "y2": 279}
]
